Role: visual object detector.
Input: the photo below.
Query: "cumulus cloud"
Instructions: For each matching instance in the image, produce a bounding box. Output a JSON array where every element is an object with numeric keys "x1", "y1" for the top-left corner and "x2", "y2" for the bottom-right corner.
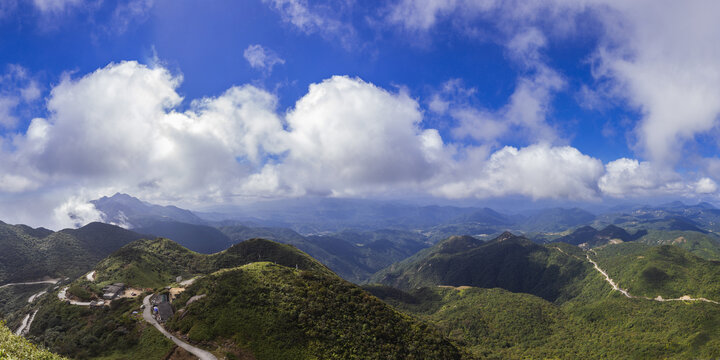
[
  {"x1": 598, "y1": 158, "x2": 716, "y2": 198},
  {"x1": 598, "y1": 158, "x2": 682, "y2": 197},
  {"x1": 0, "y1": 60, "x2": 716, "y2": 228},
  {"x1": 243, "y1": 44, "x2": 285, "y2": 73},
  {"x1": 5, "y1": 61, "x2": 287, "y2": 212},
  {"x1": 275, "y1": 76, "x2": 447, "y2": 196},
  {"x1": 695, "y1": 178, "x2": 718, "y2": 195},
  {"x1": 435, "y1": 144, "x2": 604, "y2": 200}
]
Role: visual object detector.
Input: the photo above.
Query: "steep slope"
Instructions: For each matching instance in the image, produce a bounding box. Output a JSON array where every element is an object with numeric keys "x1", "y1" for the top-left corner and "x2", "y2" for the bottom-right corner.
[
  {"x1": 372, "y1": 233, "x2": 592, "y2": 303},
  {"x1": 364, "y1": 285, "x2": 576, "y2": 359},
  {"x1": 166, "y1": 262, "x2": 465, "y2": 360},
  {"x1": 0, "y1": 321, "x2": 67, "y2": 359},
  {"x1": 92, "y1": 237, "x2": 331, "y2": 289},
  {"x1": 91, "y1": 193, "x2": 204, "y2": 227},
  {"x1": 29, "y1": 296, "x2": 178, "y2": 359},
  {"x1": 366, "y1": 284, "x2": 720, "y2": 359},
  {"x1": 29, "y1": 238, "x2": 335, "y2": 359},
  {"x1": 0, "y1": 222, "x2": 144, "y2": 284},
  {"x1": 592, "y1": 242, "x2": 720, "y2": 300},
  {"x1": 219, "y1": 225, "x2": 428, "y2": 283},
  {"x1": 636, "y1": 229, "x2": 720, "y2": 261}
]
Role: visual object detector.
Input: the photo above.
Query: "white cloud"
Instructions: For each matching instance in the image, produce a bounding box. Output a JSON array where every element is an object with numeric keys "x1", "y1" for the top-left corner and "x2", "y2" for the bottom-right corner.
[
  {"x1": 0, "y1": 96, "x2": 19, "y2": 128},
  {"x1": 53, "y1": 195, "x2": 105, "y2": 229},
  {"x1": 109, "y1": 0, "x2": 154, "y2": 34},
  {"x1": 585, "y1": 1, "x2": 720, "y2": 164},
  {"x1": 385, "y1": 0, "x2": 720, "y2": 169},
  {"x1": 0, "y1": 60, "x2": 716, "y2": 228},
  {"x1": 262, "y1": 0, "x2": 355, "y2": 46},
  {"x1": 598, "y1": 158, "x2": 686, "y2": 197},
  {"x1": 0, "y1": 65, "x2": 43, "y2": 129},
  {"x1": 243, "y1": 44, "x2": 285, "y2": 73},
  {"x1": 0, "y1": 174, "x2": 38, "y2": 193},
  {"x1": 386, "y1": 0, "x2": 497, "y2": 31},
  {"x1": 32, "y1": 0, "x2": 83, "y2": 13},
  {"x1": 695, "y1": 177, "x2": 717, "y2": 195},
  {"x1": 444, "y1": 29, "x2": 564, "y2": 144},
  {"x1": 271, "y1": 75, "x2": 447, "y2": 196},
  {"x1": 8, "y1": 61, "x2": 287, "y2": 207},
  {"x1": 434, "y1": 144, "x2": 604, "y2": 200}
]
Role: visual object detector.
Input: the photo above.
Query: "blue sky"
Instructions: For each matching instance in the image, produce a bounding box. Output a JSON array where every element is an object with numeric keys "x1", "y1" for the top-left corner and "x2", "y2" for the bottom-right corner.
[{"x1": 0, "y1": 0, "x2": 719, "y2": 228}]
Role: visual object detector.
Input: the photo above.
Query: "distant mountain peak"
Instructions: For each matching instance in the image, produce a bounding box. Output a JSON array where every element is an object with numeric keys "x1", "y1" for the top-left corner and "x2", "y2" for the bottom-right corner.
[
  {"x1": 496, "y1": 231, "x2": 516, "y2": 242},
  {"x1": 90, "y1": 193, "x2": 204, "y2": 228}
]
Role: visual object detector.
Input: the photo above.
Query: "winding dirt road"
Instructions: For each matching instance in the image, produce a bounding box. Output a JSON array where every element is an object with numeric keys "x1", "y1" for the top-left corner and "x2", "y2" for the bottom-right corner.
[
  {"x1": 585, "y1": 252, "x2": 633, "y2": 298},
  {"x1": 0, "y1": 278, "x2": 61, "y2": 289},
  {"x1": 142, "y1": 295, "x2": 217, "y2": 360},
  {"x1": 15, "y1": 310, "x2": 37, "y2": 336},
  {"x1": 552, "y1": 247, "x2": 719, "y2": 304},
  {"x1": 28, "y1": 290, "x2": 47, "y2": 303},
  {"x1": 57, "y1": 286, "x2": 91, "y2": 306}
]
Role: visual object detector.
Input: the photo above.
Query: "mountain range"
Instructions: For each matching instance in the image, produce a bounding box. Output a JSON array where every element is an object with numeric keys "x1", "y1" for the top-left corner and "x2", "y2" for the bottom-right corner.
[{"x1": 2, "y1": 194, "x2": 720, "y2": 358}]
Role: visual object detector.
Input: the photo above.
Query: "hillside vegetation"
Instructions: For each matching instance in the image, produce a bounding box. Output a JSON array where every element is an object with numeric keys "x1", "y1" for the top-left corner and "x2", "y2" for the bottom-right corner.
[
  {"x1": 0, "y1": 222, "x2": 143, "y2": 284},
  {"x1": 92, "y1": 237, "x2": 331, "y2": 289},
  {"x1": 167, "y1": 262, "x2": 465, "y2": 360},
  {"x1": 636, "y1": 229, "x2": 720, "y2": 261},
  {"x1": 372, "y1": 233, "x2": 592, "y2": 303},
  {"x1": 592, "y1": 243, "x2": 720, "y2": 300},
  {"x1": 367, "y1": 282, "x2": 720, "y2": 359},
  {"x1": 29, "y1": 297, "x2": 176, "y2": 359},
  {"x1": 0, "y1": 321, "x2": 67, "y2": 359},
  {"x1": 219, "y1": 225, "x2": 428, "y2": 283}
]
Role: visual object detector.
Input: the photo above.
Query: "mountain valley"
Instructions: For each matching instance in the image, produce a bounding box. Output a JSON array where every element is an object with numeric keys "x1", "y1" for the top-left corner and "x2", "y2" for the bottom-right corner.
[{"x1": 2, "y1": 197, "x2": 720, "y2": 359}]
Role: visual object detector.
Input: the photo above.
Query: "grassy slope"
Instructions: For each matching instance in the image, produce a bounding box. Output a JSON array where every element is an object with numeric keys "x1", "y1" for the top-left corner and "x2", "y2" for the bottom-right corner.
[
  {"x1": 167, "y1": 262, "x2": 466, "y2": 360},
  {"x1": 371, "y1": 234, "x2": 592, "y2": 303},
  {"x1": 0, "y1": 283, "x2": 52, "y2": 328},
  {"x1": 0, "y1": 321, "x2": 67, "y2": 360},
  {"x1": 31, "y1": 237, "x2": 342, "y2": 359},
  {"x1": 0, "y1": 222, "x2": 143, "y2": 284},
  {"x1": 219, "y1": 225, "x2": 429, "y2": 283},
  {"x1": 637, "y1": 229, "x2": 720, "y2": 261},
  {"x1": 29, "y1": 297, "x2": 175, "y2": 360},
  {"x1": 593, "y1": 243, "x2": 720, "y2": 300},
  {"x1": 368, "y1": 283, "x2": 720, "y2": 359},
  {"x1": 91, "y1": 237, "x2": 332, "y2": 289}
]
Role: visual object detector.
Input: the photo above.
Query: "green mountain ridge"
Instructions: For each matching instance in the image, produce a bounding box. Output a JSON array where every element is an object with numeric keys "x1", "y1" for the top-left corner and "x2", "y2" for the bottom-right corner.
[
  {"x1": 91, "y1": 237, "x2": 332, "y2": 289},
  {"x1": 371, "y1": 232, "x2": 592, "y2": 303},
  {"x1": 366, "y1": 284, "x2": 720, "y2": 359},
  {"x1": 0, "y1": 222, "x2": 144, "y2": 285},
  {"x1": 30, "y1": 236, "x2": 466, "y2": 359},
  {"x1": 167, "y1": 262, "x2": 465, "y2": 359},
  {"x1": 591, "y1": 242, "x2": 720, "y2": 300}
]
